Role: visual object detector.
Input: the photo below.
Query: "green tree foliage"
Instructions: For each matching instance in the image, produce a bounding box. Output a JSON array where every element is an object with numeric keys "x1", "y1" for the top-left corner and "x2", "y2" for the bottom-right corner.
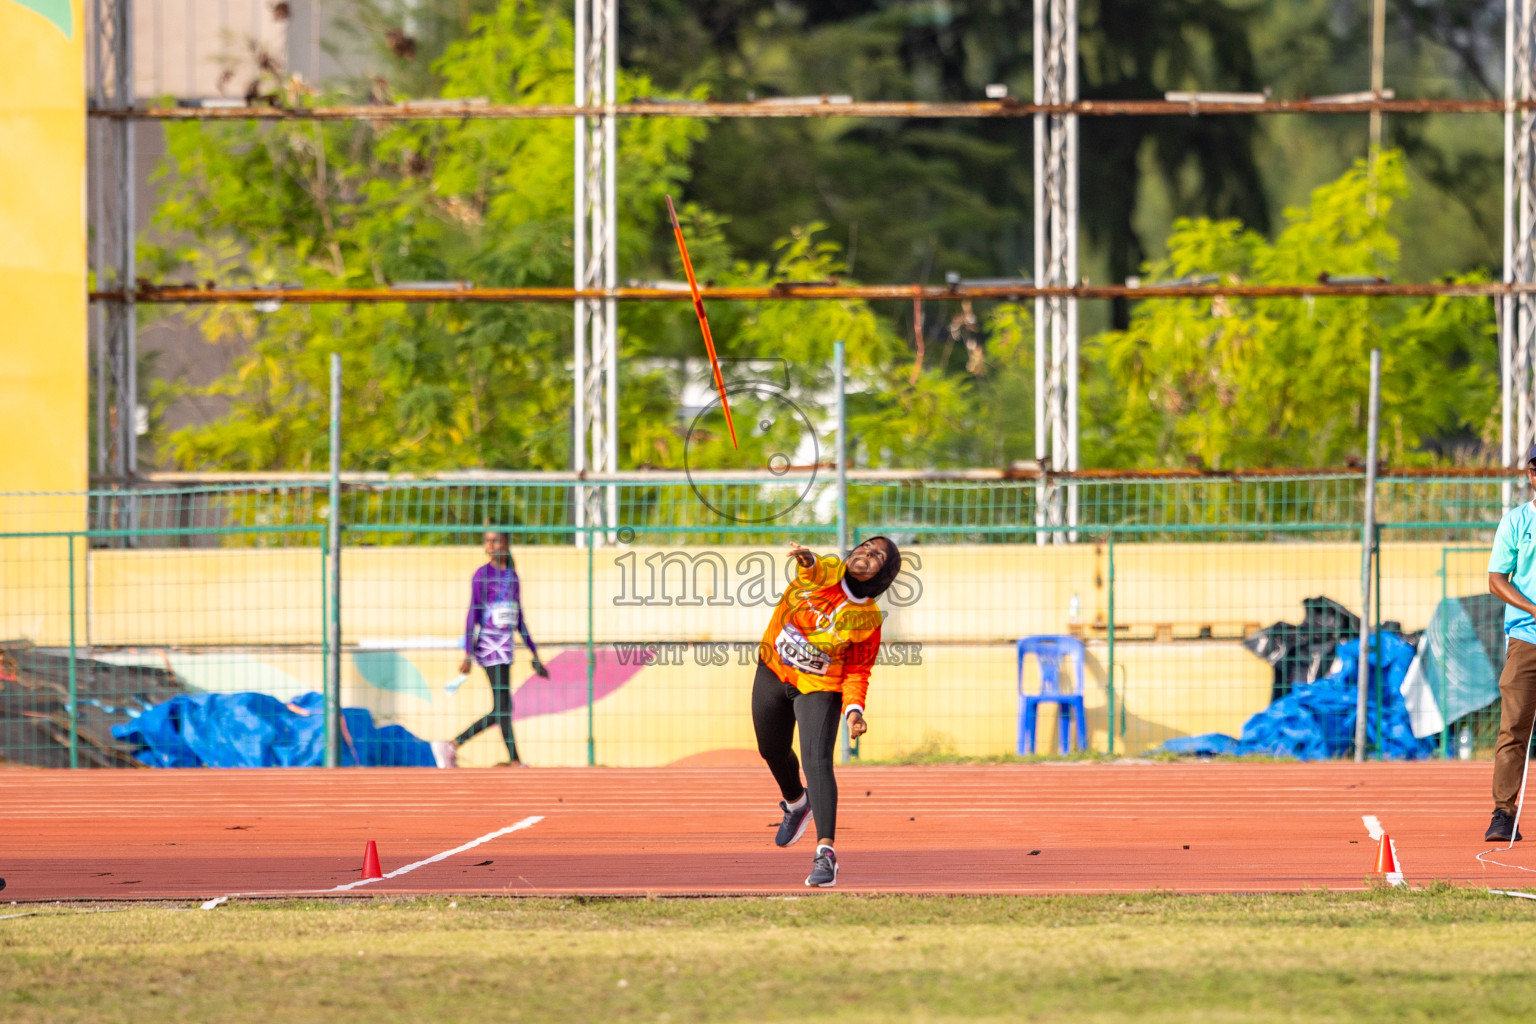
[
  {"x1": 148, "y1": 0, "x2": 1508, "y2": 475},
  {"x1": 1084, "y1": 151, "x2": 1497, "y2": 468},
  {"x1": 148, "y1": 0, "x2": 973, "y2": 472},
  {"x1": 149, "y1": 1, "x2": 703, "y2": 471},
  {"x1": 1249, "y1": 0, "x2": 1504, "y2": 283},
  {"x1": 629, "y1": 0, "x2": 1271, "y2": 333}
]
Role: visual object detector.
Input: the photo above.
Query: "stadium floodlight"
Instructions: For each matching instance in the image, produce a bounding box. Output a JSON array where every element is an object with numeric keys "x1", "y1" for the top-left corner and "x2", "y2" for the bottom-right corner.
[
  {"x1": 985, "y1": 84, "x2": 1008, "y2": 99},
  {"x1": 945, "y1": 273, "x2": 1034, "y2": 293},
  {"x1": 625, "y1": 279, "x2": 690, "y2": 291},
  {"x1": 389, "y1": 280, "x2": 474, "y2": 291},
  {"x1": 252, "y1": 283, "x2": 301, "y2": 314},
  {"x1": 753, "y1": 95, "x2": 854, "y2": 106},
  {"x1": 1318, "y1": 273, "x2": 1392, "y2": 285},
  {"x1": 1312, "y1": 89, "x2": 1396, "y2": 104},
  {"x1": 394, "y1": 98, "x2": 488, "y2": 109},
  {"x1": 1164, "y1": 91, "x2": 1269, "y2": 104},
  {"x1": 1124, "y1": 274, "x2": 1221, "y2": 288}
]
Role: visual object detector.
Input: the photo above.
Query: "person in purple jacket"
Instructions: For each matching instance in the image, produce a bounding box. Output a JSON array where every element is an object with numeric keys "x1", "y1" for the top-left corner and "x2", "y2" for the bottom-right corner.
[{"x1": 439, "y1": 531, "x2": 548, "y2": 767}]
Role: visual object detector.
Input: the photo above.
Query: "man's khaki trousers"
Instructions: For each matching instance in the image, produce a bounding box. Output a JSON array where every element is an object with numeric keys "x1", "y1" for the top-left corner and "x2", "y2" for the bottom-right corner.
[{"x1": 1494, "y1": 637, "x2": 1536, "y2": 813}]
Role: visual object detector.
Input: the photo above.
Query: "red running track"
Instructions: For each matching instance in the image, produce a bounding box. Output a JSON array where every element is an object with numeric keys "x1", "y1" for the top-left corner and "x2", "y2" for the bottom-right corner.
[{"x1": 6, "y1": 763, "x2": 1536, "y2": 900}]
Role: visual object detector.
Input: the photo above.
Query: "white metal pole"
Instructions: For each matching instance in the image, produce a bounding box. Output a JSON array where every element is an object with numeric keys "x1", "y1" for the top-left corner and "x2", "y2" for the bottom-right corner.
[
  {"x1": 1508, "y1": 0, "x2": 1518, "y2": 506},
  {"x1": 573, "y1": 1, "x2": 588, "y2": 542},
  {"x1": 1064, "y1": 0, "x2": 1079, "y2": 537},
  {"x1": 91, "y1": 0, "x2": 107, "y2": 477},
  {"x1": 124, "y1": 23, "x2": 137, "y2": 482},
  {"x1": 310, "y1": 0, "x2": 321, "y2": 84},
  {"x1": 1354, "y1": 349, "x2": 1381, "y2": 763},
  {"x1": 1369, "y1": 0, "x2": 1386, "y2": 154},
  {"x1": 326, "y1": 352, "x2": 342, "y2": 768},
  {"x1": 835, "y1": 340, "x2": 848, "y2": 558},
  {"x1": 1032, "y1": 0, "x2": 1048, "y2": 545},
  {"x1": 604, "y1": 0, "x2": 619, "y2": 535},
  {"x1": 836, "y1": 338, "x2": 850, "y2": 766},
  {"x1": 121, "y1": 0, "x2": 139, "y2": 542},
  {"x1": 1521, "y1": 2, "x2": 1536, "y2": 467}
]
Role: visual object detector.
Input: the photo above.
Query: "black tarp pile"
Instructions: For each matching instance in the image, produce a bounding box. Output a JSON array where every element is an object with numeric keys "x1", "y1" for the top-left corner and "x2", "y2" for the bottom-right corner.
[
  {"x1": 1242, "y1": 596, "x2": 1363, "y2": 702},
  {"x1": 0, "y1": 641, "x2": 186, "y2": 767}
]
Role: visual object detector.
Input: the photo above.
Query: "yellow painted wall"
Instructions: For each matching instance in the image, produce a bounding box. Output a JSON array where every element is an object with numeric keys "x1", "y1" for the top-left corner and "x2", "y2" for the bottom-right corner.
[
  {"x1": 0, "y1": 1, "x2": 86, "y2": 652},
  {"x1": 0, "y1": 0, "x2": 86, "y2": 523}
]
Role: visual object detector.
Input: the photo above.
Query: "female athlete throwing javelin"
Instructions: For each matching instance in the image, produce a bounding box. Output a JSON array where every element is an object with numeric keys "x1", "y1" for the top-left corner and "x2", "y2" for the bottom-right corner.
[{"x1": 756, "y1": 536, "x2": 901, "y2": 887}]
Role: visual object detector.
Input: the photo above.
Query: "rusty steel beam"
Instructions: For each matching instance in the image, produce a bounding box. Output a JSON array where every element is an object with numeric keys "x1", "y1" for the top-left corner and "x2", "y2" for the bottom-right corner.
[
  {"x1": 89, "y1": 97, "x2": 1535, "y2": 122},
  {"x1": 98, "y1": 464, "x2": 1524, "y2": 486},
  {"x1": 90, "y1": 281, "x2": 1527, "y2": 304}
]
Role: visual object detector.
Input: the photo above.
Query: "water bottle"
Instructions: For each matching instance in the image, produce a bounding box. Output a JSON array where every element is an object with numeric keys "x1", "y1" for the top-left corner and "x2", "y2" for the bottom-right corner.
[{"x1": 1458, "y1": 726, "x2": 1474, "y2": 761}]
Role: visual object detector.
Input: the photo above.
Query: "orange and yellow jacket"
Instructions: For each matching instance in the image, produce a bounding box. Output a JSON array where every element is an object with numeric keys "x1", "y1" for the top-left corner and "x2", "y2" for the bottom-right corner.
[{"x1": 759, "y1": 554, "x2": 883, "y2": 716}]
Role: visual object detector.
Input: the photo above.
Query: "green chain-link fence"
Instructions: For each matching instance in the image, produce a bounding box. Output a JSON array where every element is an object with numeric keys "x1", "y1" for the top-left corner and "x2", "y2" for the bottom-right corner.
[{"x1": 0, "y1": 471, "x2": 1519, "y2": 768}]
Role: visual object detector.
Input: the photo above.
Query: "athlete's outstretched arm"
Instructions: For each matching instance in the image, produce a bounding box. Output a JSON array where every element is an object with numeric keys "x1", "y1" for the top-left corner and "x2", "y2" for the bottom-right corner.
[{"x1": 787, "y1": 543, "x2": 841, "y2": 586}]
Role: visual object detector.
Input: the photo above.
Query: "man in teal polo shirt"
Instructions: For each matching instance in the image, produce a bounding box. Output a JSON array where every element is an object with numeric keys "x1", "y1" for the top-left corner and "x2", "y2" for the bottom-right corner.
[{"x1": 1486, "y1": 448, "x2": 1536, "y2": 841}]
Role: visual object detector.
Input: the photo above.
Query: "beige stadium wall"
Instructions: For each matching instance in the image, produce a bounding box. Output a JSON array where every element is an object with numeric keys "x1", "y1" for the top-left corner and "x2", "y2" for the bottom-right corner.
[
  {"x1": 0, "y1": 540, "x2": 1484, "y2": 764},
  {"x1": 32, "y1": 541, "x2": 1472, "y2": 647}
]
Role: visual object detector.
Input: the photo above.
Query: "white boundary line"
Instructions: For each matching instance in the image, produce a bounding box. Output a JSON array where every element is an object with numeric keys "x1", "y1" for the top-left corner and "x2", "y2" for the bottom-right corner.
[
  {"x1": 1491, "y1": 889, "x2": 1536, "y2": 900},
  {"x1": 195, "y1": 815, "x2": 546, "y2": 908},
  {"x1": 1477, "y1": 730, "x2": 1535, "y2": 877},
  {"x1": 330, "y1": 815, "x2": 545, "y2": 892},
  {"x1": 1361, "y1": 815, "x2": 1405, "y2": 887},
  {"x1": 1478, "y1": 638, "x2": 1536, "y2": 884}
]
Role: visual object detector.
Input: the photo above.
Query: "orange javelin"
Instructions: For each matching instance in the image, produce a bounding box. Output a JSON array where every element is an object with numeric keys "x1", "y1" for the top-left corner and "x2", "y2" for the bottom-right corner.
[{"x1": 666, "y1": 195, "x2": 738, "y2": 449}]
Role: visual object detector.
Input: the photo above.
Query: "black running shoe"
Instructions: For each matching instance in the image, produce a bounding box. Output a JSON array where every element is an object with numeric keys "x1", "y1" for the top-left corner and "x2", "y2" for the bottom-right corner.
[
  {"x1": 776, "y1": 799, "x2": 812, "y2": 847},
  {"x1": 805, "y1": 846, "x2": 838, "y2": 887},
  {"x1": 1487, "y1": 808, "x2": 1525, "y2": 842}
]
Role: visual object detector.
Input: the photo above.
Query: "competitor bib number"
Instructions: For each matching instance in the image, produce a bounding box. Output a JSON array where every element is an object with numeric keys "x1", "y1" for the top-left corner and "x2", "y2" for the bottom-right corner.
[
  {"x1": 489, "y1": 600, "x2": 518, "y2": 629},
  {"x1": 776, "y1": 624, "x2": 831, "y2": 676}
]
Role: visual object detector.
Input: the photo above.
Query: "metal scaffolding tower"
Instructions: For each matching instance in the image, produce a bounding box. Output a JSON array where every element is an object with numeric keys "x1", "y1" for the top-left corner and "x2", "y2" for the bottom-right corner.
[
  {"x1": 91, "y1": 0, "x2": 137, "y2": 488},
  {"x1": 1508, "y1": 0, "x2": 1536, "y2": 472},
  {"x1": 1033, "y1": 0, "x2": 1078, "y2": 540},
  {"x1": 573, "y1": 0, "x2": 619, "y2": 540}
]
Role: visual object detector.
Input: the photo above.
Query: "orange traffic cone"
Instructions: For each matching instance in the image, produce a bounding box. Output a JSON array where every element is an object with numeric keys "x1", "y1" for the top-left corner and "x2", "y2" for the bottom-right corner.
[
  {"x1": 361, "y1": 840, "x2": 383, "y2": 880},
  {"x1": 1372, "y1": 834, "x2": 1397, "y2": 875}
]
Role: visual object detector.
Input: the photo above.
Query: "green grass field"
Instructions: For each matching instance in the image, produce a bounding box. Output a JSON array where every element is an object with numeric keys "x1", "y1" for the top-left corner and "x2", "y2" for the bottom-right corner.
[{"x1": 4, "y1": 890, "x2": 1535, "y2": 1022}]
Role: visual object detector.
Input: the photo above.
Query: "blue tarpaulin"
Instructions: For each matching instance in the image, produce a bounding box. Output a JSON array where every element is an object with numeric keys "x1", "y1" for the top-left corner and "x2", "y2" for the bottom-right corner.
[
  {"x1": 111, "y1": 691, "x2": 435, "y2": 768},
  {"x1": 1157, "y1": 632, "x2": 1437, "y2": 761}
]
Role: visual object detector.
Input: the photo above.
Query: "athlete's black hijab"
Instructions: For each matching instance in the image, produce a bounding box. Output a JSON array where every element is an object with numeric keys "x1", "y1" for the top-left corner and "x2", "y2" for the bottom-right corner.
[{"x1": 844, "y1": 536, "x2": 902, "y2": 600}]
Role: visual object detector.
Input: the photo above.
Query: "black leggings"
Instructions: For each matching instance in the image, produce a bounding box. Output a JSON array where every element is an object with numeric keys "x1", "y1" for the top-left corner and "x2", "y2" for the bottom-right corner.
[
  {"x1": 454, "y1": 662, "x2": 519, "y2": 762},
  {"x1": 751, "y1": 660, "x2": 843, "y2": 843}
]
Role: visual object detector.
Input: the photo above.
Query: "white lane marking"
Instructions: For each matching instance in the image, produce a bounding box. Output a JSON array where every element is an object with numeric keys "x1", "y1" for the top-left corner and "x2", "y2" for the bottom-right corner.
[
  {"x1": 330, "y1": 815, "x2": 544, "y2": 892},
  {"x1": 1491, "y1": 889, "x2": 1536, "y2": 900},
  {"x1": 1361, "y1": 815, "x2": 1405, "y2": 887}
]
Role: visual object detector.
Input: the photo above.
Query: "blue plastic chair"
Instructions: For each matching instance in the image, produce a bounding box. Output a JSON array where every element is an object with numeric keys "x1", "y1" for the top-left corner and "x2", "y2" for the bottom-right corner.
[{"x1": 1017, "y1": 635, "x2": 1088, "y2": 755}]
